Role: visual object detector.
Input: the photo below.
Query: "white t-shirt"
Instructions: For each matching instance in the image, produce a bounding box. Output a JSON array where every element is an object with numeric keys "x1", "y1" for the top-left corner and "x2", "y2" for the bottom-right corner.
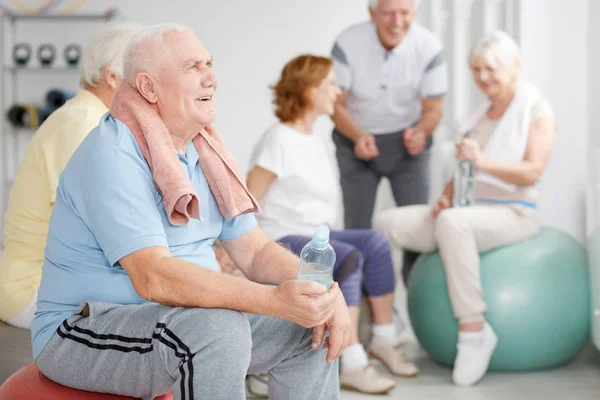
[
  {"x1": 249, "y1": 123, "x2": 340, "y2": 240},
  {"x1": 332, "y1": 21, "x2": 448, "y2": 134},
  {"x1": 469, "y1": 97, "x2": 555, "y2": 210}
]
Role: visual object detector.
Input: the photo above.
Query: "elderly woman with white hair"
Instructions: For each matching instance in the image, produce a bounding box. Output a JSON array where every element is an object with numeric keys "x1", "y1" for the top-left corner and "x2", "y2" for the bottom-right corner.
[
  {"x1": 0, "y1": 23, "x2": 143, "y2": 330},
  {"x1": 373, "y1": 30, "x2": 556, "y2": 387}
]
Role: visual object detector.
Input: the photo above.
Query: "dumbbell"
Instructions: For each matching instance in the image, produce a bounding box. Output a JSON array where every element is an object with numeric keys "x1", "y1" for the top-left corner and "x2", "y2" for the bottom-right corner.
[
  {"x1": 7, "y1": 104, "x2": 41, "y2": 129},
  {"x1": 64, "y1": 44, "x2": 81, "y2": 67},
  {"x1": 7, "y1": 104, "x2": 55, "y2": 129},
  {"x1": 13, "y1": 43, "x2": 32, "y2": 67},
  {"x1": 46, "y1": 89, "x2": 75, "y2": 109},
  {"x1": 37, "y1": 43, "x2": 56, "y2": 67}
]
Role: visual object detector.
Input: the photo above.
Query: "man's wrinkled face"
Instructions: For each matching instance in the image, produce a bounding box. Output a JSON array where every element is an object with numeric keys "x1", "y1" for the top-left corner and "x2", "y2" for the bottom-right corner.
[
  {"x1": 370, "y1": 0, "x2": 418, "y2": 50},
  {"x1": 155, "y1": 31, "x2": 218, "y2": 130}
]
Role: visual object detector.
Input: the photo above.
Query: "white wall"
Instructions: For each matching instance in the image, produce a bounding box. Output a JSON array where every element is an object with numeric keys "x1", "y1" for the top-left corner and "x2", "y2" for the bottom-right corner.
[
  {"x1": 519, "y1": 0, "x2": 589, "y2": 243},
  {"x1": 81, "y1": 0, "x2": 369, "y2": 173}
]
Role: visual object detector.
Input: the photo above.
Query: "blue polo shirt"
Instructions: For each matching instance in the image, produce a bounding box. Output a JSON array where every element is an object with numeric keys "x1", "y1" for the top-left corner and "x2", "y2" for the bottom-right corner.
[{"x1": 31, "y1": 113, "x2": 257, "y2": 360}]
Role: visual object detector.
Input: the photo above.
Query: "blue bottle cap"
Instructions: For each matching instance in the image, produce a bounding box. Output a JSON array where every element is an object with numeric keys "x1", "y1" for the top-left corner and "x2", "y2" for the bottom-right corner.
[{"x1": 312, "y1": 225, "x2": 330, "y2": 250}]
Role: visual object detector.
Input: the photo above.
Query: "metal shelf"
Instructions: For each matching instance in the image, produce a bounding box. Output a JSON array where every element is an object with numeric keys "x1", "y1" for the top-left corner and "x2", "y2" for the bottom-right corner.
[
  {"x1": 7, "y1": 126, "x2": 36, "y2": 132},
  {"x1": 3, "y1": 10, "x2": 117, "y2": 22},
  {"x1": 0, "y1": 9, "x2": 119, "y2": 246},
  {"x1": 4, "y1": 66, "x2": 80, "y2": 72}
]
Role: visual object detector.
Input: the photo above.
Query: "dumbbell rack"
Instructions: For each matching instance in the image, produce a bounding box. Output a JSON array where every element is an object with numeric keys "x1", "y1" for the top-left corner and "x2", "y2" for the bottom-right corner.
[{"x1": 0, "y1": 11, "x2": 115, "y2": 246}]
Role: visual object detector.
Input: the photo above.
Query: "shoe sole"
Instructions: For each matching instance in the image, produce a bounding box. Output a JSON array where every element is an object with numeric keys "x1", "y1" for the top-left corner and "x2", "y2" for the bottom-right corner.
[
  {"x1": 369, "y1": 352, "x2": 419, "y2": 378},
  {"x1": 341, "y1": 383, "x2": 396, "y2": 395}
]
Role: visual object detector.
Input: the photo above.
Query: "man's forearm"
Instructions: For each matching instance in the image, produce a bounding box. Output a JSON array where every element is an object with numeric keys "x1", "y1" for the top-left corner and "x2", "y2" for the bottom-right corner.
[
  {"x1": 332, "y1": 106, "x2": 369, "y2": 143},
  {"x1": 416, "y1": 98, "x2": 444, "y2": 137},
  {"x1": 417, "y1": 107, "x2": 443, "y2": 137},
  {"x1": 247, "y1": 240, "x2": 300, "y2": 284},
  {"x1": 142, "y1": 255, "x2": 279, "y2": 316}
]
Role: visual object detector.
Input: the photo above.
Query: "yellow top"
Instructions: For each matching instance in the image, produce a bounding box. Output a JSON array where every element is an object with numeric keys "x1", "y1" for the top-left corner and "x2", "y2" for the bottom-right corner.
[{"x1": 0, "y1": 89, "x2": 108, "y2": 321}]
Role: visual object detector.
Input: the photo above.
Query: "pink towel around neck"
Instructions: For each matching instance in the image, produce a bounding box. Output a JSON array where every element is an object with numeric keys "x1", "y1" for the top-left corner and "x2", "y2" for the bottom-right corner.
[{"x1": 110, "y1": 82, "x2": 260, "y2": 226}]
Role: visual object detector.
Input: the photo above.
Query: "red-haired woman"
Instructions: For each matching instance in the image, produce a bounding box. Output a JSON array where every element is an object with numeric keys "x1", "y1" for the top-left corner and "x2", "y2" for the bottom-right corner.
[{"x1": 246, "y1": 55, "x2": 416, "y2": 395}]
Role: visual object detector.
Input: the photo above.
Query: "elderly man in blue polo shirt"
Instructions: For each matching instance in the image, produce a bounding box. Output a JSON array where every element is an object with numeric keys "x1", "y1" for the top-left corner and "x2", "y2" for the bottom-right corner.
[
  {"x1": 31, "y1": 23, "x2": 349, "y2": 400},
  {"x1": 331, "y1": 0, "x2": 448, "y2": 278}
]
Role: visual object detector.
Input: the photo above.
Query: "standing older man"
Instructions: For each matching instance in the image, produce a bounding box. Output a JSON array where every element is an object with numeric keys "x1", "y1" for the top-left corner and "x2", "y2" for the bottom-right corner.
[
  {"x1": 0, "y1": 23, "x2": 143, "y2": 330},
  {"x1": 31, "y1": 24, "x2": 349, "y2": 400},
  {"x1": 331, "y1": 0, "x2": 448, "y2": 279}
]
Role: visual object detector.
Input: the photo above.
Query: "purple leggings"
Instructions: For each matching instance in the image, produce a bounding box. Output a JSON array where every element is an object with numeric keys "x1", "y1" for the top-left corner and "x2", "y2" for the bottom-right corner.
[{"x1": 278, "y1": 229, "x2": 395, "y2": 306}]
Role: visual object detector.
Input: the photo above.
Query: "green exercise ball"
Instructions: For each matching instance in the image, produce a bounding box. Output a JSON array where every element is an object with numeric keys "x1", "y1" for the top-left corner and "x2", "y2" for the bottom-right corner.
[{"x1": 407, "y1": 227, "x2": 590, "y2": 371}]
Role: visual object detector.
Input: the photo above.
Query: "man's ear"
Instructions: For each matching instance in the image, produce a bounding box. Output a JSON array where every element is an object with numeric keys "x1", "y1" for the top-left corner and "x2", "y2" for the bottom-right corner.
[
  {"x1": 136, "y1": 73, "x2": 158, "y2": 103},
  {"x1": 103, "y1": 66, "x2": 120, "y2": 90}
]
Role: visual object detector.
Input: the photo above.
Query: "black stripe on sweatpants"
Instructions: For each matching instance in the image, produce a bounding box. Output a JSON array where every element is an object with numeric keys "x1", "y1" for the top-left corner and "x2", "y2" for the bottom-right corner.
[
  {"x1": 57, "y1": 321, "x2": 153, "y2": 353},
  {"x1": 68, "y1": 323, "x2": 152, "y2": 344},
  {"x1": 156, "y1": 323, "x2": 194, "y2": 400},
  {"x1": 57, "y1": 320, "x2": 195, "y2": 400},
  {"x1": 153, "y1": 325, "x2": 195, "y2": 399}
]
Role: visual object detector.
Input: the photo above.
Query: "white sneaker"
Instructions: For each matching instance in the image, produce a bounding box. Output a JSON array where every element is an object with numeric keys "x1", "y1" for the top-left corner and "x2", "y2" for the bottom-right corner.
[
  {"x1": 340, "y1": 363, "x2": 396, "y2": 394},
  {"x1": 245, "y1": 373, "x2": 268, "y2": 398},
  {"x1": 452, "y1": 323, "x2": 498, "y2": 387},
  {"x1": 369, "y1": 342, "x2": 419, "y2": 377}
]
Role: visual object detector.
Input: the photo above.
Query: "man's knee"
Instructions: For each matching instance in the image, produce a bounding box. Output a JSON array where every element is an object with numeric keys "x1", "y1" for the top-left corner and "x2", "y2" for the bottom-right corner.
[
  {"x1": 277, "y1": 317, "x2": 314, "y2": 352},
  {"x1": 173, "y1": 308, "x2": 252, "y2": 366}
]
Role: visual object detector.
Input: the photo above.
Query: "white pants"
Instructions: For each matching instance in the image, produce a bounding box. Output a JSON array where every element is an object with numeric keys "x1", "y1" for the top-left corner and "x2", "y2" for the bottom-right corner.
[
  {"x1": 6, "y1": 293, "x2": 37, "y2": 330},
  {"x1": 373, "y1": 205, "x2": 539, "y2": 323}
]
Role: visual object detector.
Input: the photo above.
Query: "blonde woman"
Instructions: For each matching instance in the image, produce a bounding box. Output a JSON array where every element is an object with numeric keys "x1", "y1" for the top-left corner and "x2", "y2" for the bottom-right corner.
[{"x1": 374, "y1": 31, "x2": 556, "y2": 387}]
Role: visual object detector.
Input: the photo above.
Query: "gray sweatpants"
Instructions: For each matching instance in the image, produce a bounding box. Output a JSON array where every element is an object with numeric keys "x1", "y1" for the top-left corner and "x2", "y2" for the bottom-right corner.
[
  {"x1": 332, "y1": 128, "x2": 430, "y2": 229},
  {"x1": 36, "y1": 301, "x2": 339, "y2": 400},
  {"x1": 333, "y1": 128, "x2": 430, "y2": 282}
]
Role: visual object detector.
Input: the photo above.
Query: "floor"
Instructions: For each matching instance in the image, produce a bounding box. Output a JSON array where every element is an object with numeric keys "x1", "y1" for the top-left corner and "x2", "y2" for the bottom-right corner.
[
  {"x1": 0, "y1": 322, "x2": 32, "y2": 384},
  {"x1": 340, "y1": 341, "x2": 600, "y2": 400},
  {"x1": 339, "y1": 268, "x2": 600, "y2": 400}
]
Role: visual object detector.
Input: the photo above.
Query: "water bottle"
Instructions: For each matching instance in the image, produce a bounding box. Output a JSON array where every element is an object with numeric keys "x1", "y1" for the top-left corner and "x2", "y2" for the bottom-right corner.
[
  {"x1": 453, "y1": 160, "x2": 475, "y2": 207},
  {"x1": 297, "y1": 225, "x2": 336, "y2": 291}
]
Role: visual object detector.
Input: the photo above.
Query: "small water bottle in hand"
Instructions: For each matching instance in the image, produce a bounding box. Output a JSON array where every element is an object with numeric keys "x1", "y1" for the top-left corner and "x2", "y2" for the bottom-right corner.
[
  {"x1": 297, "y1": 225, "x2": 336, "y2": 291},
  {"x1": 453, "y1": 160, "x2": 475, "y2": 207}
]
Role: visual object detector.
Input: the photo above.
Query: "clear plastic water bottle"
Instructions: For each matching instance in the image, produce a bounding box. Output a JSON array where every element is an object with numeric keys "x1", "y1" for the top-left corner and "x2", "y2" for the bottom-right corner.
[
  {"x1": 453, "y1": 160, "x2": 475, "y2": 207},
  {"x1": 297, "y1": 225, "x2": 336, "y2": 291}
]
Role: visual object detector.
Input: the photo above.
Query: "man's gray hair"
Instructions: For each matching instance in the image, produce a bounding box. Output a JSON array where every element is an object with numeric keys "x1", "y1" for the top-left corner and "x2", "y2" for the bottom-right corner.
[
  {"x1": 368, "y1": 0, "x2": 421, "y2": 9},
  {"x1": 123, "y1": 23, "x2": 195, "y2": 86},
  {"x1": 80, "y1": 23, "x2": 144, "y2": 87},
  {"x1": 469, "y1": 30, "x2": 521, "y2": 70}
]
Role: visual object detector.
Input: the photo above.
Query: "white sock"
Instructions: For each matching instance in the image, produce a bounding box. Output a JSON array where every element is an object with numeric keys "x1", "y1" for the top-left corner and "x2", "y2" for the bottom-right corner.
[
  {"x1": 458, "y1": 329, "x2": 485, "y2": 346},
  {"x1": 371, "y1": 323, "x2": 397, "y2": 346},
  {"x1": 341, "y1": 343, "x2": 369, "y2": 372}
]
